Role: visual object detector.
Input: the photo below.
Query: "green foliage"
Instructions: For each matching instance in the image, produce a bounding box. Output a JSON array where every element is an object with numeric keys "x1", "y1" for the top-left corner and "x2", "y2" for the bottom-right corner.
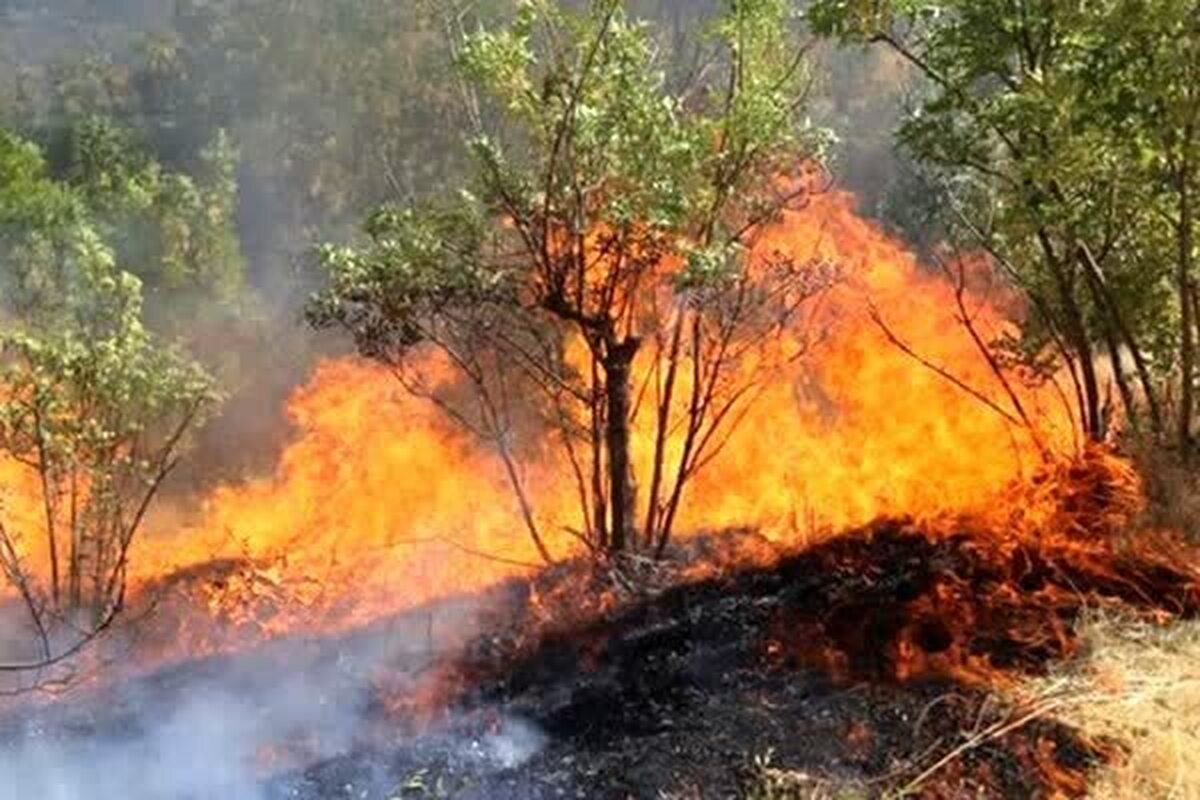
[
  {"x1": 458, "y1": 0, "x2": 702, "y2": 231},
  {"x1": 0, "y1": 128, "x2": 219, "y2": 619},
  {"x1": 65, "y1": 117, "x2": 246, "y2": 319},
  {"x1": 313, "y1": 0, "x2": 826, "y2": 351},
  {"x1": 809, "y1": 0, "x2": 1200, "y2": 443},
  {"x1": 0, "y1": 130, "x2": 94, "y2": 319},
  {"x1": 315, "y1": 0, "x2": 823, "y2": 341},
  {"x1": 309, "y1": 199, "x2": 503, "y2": 361},
  {"x1": 0, "y1": 129, "x2": 80, "y2": 230},
  {"x1": 1, "y1": 114, "x2": 247, "y2": 333}
]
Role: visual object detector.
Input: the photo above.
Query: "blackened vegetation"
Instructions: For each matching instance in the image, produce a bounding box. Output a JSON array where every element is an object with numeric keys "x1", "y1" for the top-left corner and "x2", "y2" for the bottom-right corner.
[{"x1": 281, "y1": 513, "x2": 1198, "y2": 799}]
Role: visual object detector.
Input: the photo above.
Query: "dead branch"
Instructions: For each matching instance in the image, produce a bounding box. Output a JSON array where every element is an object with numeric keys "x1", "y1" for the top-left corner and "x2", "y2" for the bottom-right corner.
[
  {"x1": 933, "y1": 249, "x2": 1048, "y2": 457},
  {"x1": 898, "y1": 695, "x2": 1074, "y2": 797}
]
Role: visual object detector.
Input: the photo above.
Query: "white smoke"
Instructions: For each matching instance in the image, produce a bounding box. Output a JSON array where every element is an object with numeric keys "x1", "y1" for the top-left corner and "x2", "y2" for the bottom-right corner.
[
  {"x1": 1, "y1": 662, "x2": 364, "y2": 800},
  {"x1": 0, "y1": 612, "x2": 547, "y2": 800}
]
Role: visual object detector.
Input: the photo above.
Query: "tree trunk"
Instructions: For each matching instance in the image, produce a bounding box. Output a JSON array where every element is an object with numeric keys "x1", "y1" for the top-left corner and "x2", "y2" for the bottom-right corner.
[
  {"x1": 603, "y1": 339, "x2": 639, "y2": 552},
  {"x1": 1039, "y1": 232, "x2": 1103, "y2": 440},
  {"x1": 1067, "y1": 299, "x2": 1104, "y2": 441},
  {"x1": 1179, "y1": 164, "x2": 1195, "y2": 454},
  {"x1": 644, "y1": 318, "x2": 685, "y2": 549},
  {"x1": 590, "y1": 353, "x2": 608, "y2": 551},
  {"x1": 1077, "y1": 244, "x2": 1163, "y2": 436},
  {"x1": 1099, "y1": 311, "x2": 1138, "y2": 435}
]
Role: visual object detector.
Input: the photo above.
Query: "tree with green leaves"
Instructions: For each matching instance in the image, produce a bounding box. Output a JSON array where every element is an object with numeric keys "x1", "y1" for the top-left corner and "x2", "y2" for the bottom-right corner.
[
  {"x1": 310, "y1": 0, "x2": 830, "y2": 555},
  {"x1": 1085, "y1": 0, "x2": 1200, "y2": 450},
  {"x1": 0, "y1": 130, "x2": 218, "y2": 674},
  {"x1": 810, "y1": 0, "x2": 1200, "y2": 451},
  {"x1": 2, "y1": 0, "x2": 484, "y2": 258}
]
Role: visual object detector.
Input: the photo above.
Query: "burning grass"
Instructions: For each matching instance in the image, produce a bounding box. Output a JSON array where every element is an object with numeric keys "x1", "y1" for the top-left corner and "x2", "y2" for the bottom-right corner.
[{"x1": 362, "y1": 448, "x2": 1192, "y2": 799}]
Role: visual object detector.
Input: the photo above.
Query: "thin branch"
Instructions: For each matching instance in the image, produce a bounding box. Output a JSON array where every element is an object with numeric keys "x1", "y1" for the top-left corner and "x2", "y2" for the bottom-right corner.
[{"x1": 867, "y1": 300, "x2": 1024, "y2": 428}]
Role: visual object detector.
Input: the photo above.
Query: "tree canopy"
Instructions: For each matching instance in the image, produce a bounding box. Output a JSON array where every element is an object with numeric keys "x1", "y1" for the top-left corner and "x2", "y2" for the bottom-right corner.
[{"x1": 0, "y1": 129, "x2": 218, "y2": 669}]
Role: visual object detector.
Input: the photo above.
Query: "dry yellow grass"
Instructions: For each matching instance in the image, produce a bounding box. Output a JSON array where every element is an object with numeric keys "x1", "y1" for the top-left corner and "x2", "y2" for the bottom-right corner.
[{"x1": 1027, "y1": 613, "x2": 1200, "y2": 799}]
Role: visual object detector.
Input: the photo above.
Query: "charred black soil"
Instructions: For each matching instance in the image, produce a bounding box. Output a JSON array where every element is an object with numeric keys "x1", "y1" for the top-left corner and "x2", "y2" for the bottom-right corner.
[{"x1": 270, "y1": 518, "x2": 1198, "y2": 800}]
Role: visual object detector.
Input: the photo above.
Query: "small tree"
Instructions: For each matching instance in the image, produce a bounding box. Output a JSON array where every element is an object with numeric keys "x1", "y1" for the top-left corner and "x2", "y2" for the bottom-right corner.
[
  {"x1": 310, "y1": 0, "x2": 831, "y2": 555},
  {"x1": 0, "y1": 130, "x2": 217, "y2": 673}
]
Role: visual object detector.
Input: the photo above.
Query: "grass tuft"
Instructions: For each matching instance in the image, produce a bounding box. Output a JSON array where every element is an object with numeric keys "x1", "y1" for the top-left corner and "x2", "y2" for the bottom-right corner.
[{"x1": 1026, "y1": 613, "x2": 1200, "y2": 799}]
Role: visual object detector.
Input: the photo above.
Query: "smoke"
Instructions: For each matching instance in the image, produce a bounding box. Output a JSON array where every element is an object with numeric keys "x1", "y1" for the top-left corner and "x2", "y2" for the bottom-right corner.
[
  {"x1": 471, "y1": 716, "x2": 546, "y2": 770},
  {"x1": 5, "y1": 687, "x2": 323, "y2": 800},
  {"x1": 0, "y1": 598, "x2": 548, "y2": 800},
  {"x1": 3, "y1": 662, "x2": 355, "y2": 799}
]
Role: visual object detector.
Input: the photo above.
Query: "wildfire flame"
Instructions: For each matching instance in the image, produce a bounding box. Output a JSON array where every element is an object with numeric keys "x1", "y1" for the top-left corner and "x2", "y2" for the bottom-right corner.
[{"x1": 2, "y1": 190, "x2": 1080, "y2": 669}]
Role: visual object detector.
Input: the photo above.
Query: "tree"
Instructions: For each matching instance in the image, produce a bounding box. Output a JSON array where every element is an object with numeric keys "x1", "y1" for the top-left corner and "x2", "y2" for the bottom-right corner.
[
  {"x1": 310, "y1": 0, "x2": 831, "y2": 555},
  {"x1": 0, "y1": 130, "x2": 218, "y2": 674},
  {"x1": 1085, "y1": 0, "x2": 1200, "y2": 451},
  {"x1": 47, "y1": 115, "x2": 248, "y2": 330},
  {"x1": 809, "y1": 0, "x2": 1199, "y2": 448}
]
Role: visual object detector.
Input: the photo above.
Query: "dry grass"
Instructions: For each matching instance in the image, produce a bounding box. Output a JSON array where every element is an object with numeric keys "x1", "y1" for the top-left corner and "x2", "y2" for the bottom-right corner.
[
  {"x1": 1026, "y1": 613, "x2": 1200, "y2": 800},
  {"x1": 734, "y1": 612, "x2": 1200, "y2": 799}
]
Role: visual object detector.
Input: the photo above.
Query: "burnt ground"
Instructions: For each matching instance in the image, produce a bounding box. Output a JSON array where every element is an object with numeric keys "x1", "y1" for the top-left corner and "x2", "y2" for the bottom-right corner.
[
  {"x1": 8, "y1": 451, "x2": 1194, "y2": 799},
  {"x1": 266, "y1": 519, "x2": 1199, "y2": 800}
]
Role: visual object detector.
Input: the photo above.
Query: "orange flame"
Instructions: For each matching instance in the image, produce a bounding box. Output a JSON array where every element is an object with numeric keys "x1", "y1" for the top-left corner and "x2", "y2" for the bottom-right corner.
[{"x1": 2, "y1": 191, "x2": 1078, "y2": 664}]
